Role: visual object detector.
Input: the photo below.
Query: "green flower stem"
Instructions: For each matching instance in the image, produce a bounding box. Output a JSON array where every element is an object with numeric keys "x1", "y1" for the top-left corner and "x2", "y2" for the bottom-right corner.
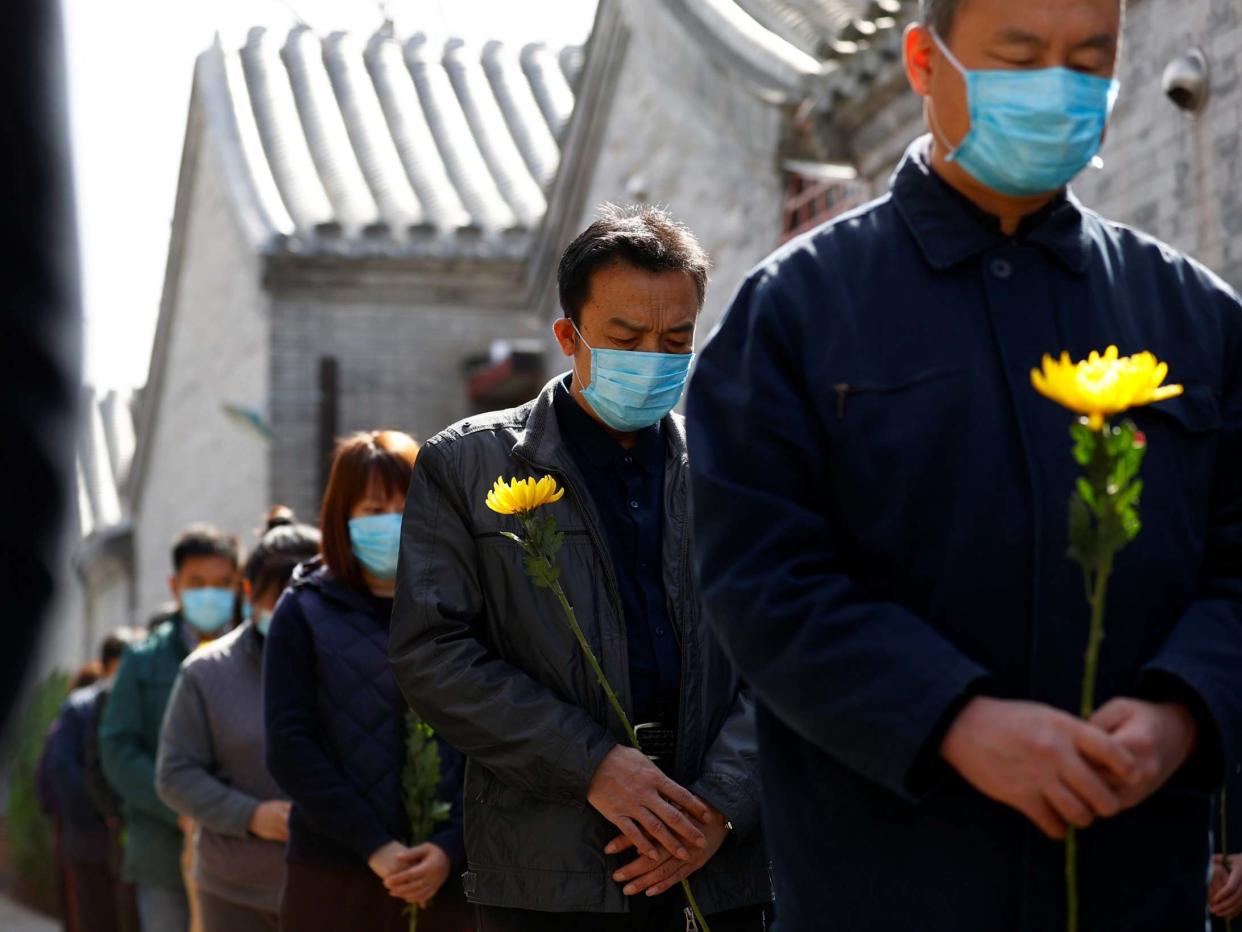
[
  {"x1": 547, "y1": 577, "x2": 640, "y2": 748},
  {"x1": 1078, "y1": 563, "x2": 1112, "y2": 721},
  {"x1": 1066, "y1": 557, "x2": 1113, "y2": 932},
  {"x1": 517, "y1": 515, "x2": 711, "y2": 932}
]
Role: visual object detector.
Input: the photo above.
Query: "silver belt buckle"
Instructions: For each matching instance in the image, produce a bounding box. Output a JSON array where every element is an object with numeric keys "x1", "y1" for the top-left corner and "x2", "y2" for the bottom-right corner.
[{"x1": 634, "y1": 721, "x2": 666, "y2": 762}]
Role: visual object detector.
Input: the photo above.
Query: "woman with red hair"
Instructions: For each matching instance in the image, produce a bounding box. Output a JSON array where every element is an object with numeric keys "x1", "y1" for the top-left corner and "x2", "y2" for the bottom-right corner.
[{"x1": 263, "y1": 431, "x2": 466, "y2": 931}]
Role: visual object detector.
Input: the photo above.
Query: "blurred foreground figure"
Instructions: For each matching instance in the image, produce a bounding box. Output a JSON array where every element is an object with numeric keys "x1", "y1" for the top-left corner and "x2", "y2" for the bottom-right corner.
[{"x1": 0, "y1": 0, "x2": 83, "y2": 735}]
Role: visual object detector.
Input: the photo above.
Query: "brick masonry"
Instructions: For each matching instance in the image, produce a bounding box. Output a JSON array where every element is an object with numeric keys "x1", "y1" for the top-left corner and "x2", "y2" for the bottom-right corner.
[
  {"x1": 1073, "y1": 0, "x2": 1242, "y2": 291},
  {"x1": 268, "y1": 295, "x2": 542, "y2": 520}
]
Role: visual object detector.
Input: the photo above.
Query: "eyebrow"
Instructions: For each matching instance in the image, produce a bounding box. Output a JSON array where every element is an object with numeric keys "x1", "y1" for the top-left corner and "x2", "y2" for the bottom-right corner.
[
  {"x1": 1071, "y1": 33, "x2": 1118, "y2": 53},
  {"x1": 606, "y1": 317, "x2": 697, "y2": 335},
  {"x1": 993, "y1": 27, "x2": 1116, "y2": 53}
]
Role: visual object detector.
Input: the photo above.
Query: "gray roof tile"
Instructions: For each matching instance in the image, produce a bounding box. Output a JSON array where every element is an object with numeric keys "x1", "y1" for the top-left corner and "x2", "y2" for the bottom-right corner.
[
  {"x1": 668, "y1": 0, "x2": 915, "y2": 101},
  {"x1": 209, "y1": 25, "x2": 583, "y2": 257},
  {"x1": 240, "y1": 27, "x2": 339, "y2": 236},
  {"x1": 76, "y1": 387, "x2": 136, "y2": 541},
  {"x1": 282, "y1": 26, "x2": 386, "y2": 236}
]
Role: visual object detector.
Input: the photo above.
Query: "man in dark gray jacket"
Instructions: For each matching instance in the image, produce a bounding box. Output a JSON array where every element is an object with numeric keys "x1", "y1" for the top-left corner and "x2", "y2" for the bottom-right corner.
[{"x1": 390, "y1": 206, "x2": 770, "y2": 931}]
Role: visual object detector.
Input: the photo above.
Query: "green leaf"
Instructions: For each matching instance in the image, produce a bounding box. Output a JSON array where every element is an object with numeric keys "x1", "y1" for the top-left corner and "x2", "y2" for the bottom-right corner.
[
  {"x1": 1071, "y1": 421, "x2": 1096, "y2": 467},
  {"x1": 403, "y1": 710, "x2": 450, "y2": 848},
  {"x1": 1115, "y1": 478, "x2": 1143, "y2": 513},
  {"x1": 1076, "y1": 478, "x2": 1099, "y2": 515},
  {"x1": 500, "y1": 531, "x2": 523, "y2": 544}
]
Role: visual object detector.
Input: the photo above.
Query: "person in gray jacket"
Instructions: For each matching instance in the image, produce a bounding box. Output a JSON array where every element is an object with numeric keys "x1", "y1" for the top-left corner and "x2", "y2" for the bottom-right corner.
[
  {"x1": 390, "y1": 205, "x2": 771, "y2": 931},
  {"x1": 157, "y1": 514, "x2": 320, "y2": 932}
]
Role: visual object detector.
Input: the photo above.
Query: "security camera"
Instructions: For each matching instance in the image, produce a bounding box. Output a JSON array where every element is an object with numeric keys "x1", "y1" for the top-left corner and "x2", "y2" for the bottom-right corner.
[{"x1": 1162, "y1": 48, "x2": 1210, "y2": 112}]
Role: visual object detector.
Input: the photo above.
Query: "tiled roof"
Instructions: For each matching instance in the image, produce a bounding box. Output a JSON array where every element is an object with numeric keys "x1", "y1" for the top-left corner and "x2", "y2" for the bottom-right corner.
[
  {"x1": 733, "y1": 0, "x2": 908, "y2": 59},
  {"x1": 76, "y1": 387, "x2": 137, "y2": 541},
  {"x1": 664, "y1": 0, "x2": 916, "y2": 103},
  {"x1": 200, "y1": 25, "x2": 584, "y2": 260}
]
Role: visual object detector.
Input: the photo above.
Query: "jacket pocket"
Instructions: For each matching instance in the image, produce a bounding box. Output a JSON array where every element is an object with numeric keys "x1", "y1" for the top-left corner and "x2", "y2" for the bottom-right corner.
[
  {"x1": 1145, "y1": 384, "x2": 1221, "y2": 433},
  {"x1": 831, "y1": 368, "x2": 963, "y2": 422},
  {"x1": 825, "y1": 367, "x2": 969, "y2": 568},
  {"x1": 1128, "y1": 383, "x2": 1220, "y2": 543}
]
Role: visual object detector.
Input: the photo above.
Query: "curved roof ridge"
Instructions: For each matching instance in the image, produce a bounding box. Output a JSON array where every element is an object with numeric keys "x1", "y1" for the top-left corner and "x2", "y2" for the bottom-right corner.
[
  {"x1": 521, "y1": 42, "x2": 577, "y2": 139},
  {"x1": 198, "y1": 22, "x2": 588, "y2": 255},
  {"x1": 281, "y1": 25, "x2": 385, "y2": 237},
  {"x1": 404, "y1": 32, "x2": 521, "y2": 233},
  {"x1": 667, "y1": 0, "x2": 827, "y2": 101},
  {"x1": 239, "y1": 27, "x2": 338, "y2": 236},
  {"x1": 481, "y1": 40, "x2": 561, "y2": 188},
  {"x1": 322, "y1": 30, "x2": 430, "y2": 235},
  {"x1": 364, "y1": 32, "x2": 475, "y2": 233},
  {"x1": 443, "y1": 37, "x2": 546, "y2": 229}
]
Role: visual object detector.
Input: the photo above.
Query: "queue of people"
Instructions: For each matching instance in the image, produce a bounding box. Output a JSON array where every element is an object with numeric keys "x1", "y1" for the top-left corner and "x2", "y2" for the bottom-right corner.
[{"x1": 31, "y1": 2, "x2": 1242, "y2": 927}]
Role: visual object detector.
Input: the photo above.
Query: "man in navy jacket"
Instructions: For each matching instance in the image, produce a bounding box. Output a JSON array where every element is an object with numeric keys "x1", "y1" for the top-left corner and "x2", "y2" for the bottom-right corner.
[{"x1": 686, "y1": 0, "x2": 1242, "y2": 929}]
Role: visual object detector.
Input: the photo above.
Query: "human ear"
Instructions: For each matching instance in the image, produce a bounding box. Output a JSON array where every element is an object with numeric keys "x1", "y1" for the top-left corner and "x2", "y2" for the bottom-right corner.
[
  {"x1": 904, "y1": 22, "x2": 935, "y2": 97},
  {"x1": 552, "y1": 318, "x2": 578, "y2": 358}
]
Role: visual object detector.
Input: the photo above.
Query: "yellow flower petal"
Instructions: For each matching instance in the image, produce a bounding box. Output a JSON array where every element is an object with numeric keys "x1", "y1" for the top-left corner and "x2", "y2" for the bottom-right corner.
[
  {"x1": 1030, "y1": 346, "x2": 1182, "y2": 430},
  {"x1": 484, "y1": 475, "x2": 566, "y2": 516}
]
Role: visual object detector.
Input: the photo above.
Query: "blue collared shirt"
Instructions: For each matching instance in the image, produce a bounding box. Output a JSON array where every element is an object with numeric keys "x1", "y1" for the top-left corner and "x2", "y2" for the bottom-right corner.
[{"x1": 554, "y1": 376, "x2": 680, "y2": 725}]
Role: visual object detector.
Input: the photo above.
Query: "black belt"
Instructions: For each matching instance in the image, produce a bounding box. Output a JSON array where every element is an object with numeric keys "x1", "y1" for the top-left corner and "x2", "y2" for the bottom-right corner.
[{"x1": 634, "y1": 721, "x2": 677, "y2": 763}]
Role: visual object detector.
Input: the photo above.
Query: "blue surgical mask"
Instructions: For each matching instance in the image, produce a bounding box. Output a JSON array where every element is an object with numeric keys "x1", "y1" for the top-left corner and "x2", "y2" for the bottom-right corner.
[
  {"x1": 574, "y1": 325, "x2": 694, "y2": 433},
  {"x1": 928, "y1": 29, "x2": 1119, "y2": 196},
  {"x1": 181, "y1": 587, "x2": 235, "y2": 634},
  {"x1": 348, "y1": 513, "x2": 403, "y2": 581},
  {"x1": 256, "y1": 609, "x2": 274, "y2": 638}
]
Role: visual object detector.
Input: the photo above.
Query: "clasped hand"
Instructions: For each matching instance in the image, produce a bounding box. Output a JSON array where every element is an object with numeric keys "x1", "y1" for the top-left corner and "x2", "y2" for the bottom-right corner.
[
  {"x1": 941, "y1": 696, "x2": 1198, "y2": 840},
  {"x1": 587, "y1": 745, "x2": 727, "y2": 897}
]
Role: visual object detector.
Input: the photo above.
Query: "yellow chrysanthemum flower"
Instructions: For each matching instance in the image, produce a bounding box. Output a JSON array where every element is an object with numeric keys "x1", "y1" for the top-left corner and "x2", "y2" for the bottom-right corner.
[
  {"x1": 1031, "y1": 345, "x2": 1183, "y2": 431},
  {"x1": 485, "y1": 475, "x2": 565, "y2": 515}
]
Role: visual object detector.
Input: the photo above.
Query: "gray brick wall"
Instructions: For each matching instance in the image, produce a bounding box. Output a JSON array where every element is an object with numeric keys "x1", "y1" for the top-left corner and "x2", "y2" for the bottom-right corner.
[
  {"x1": 1073, "y1": 0, "x2": 1242, "y2": 291},
  {"x1": 269, "y1": 295, "x2": 542, "y2": 520}
]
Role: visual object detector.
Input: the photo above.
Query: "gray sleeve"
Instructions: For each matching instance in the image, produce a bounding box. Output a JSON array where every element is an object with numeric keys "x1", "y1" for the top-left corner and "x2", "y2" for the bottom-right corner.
[
  {"x1": 156, "y1": 667, "x2": 260, "y2": 838},
  {"x1": 689, "y1": 685, "x2": 762, "y2": 838}
]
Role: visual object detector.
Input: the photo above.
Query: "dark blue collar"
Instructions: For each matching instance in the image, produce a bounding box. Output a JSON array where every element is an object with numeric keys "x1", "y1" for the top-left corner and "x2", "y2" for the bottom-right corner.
[
  {"x1": 890, "y1": 136, "x2": 1092, "y2": 275},
  {"x1": 553, "y1": 376, "x2": 664, "y2": 475}
]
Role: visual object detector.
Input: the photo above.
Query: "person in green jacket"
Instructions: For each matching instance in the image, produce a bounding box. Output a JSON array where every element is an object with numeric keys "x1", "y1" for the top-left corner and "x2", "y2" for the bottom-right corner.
[{"x1": 100, "y1": 524, "x2": 240, "y2": 932}]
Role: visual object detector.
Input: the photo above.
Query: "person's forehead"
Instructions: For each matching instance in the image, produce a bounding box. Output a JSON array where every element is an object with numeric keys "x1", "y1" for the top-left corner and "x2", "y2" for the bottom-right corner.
[
  {"x1": 957, "y1": 0, "x2": 1121, "y2": 41},
  {"x1": 582, "y1": 264, "x2": 699, "y2": 321},
  {"x1": 360, "y1": 473, "x2": 402, "y2": 500},
  {"x1": 178, "y1": 554, "x2": 235, "y2": 576}
]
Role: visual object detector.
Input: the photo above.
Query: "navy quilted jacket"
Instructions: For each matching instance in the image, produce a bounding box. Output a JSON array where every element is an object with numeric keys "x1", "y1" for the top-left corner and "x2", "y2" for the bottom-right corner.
[{"x1": 264, "y1": 558, "x2": 465, "y2": 871}]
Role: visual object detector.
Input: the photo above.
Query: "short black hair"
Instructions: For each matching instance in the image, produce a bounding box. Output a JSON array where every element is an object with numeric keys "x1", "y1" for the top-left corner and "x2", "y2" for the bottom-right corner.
[
  {"x1": 557, "y1": 204, "x2": 709, "y2": 326},
  {"x1": 100, "y1": 626, "x2": 145, "y2": 667},
  {"x1": 920, "y1": 0, "x2": 961, "y2": 38},
  {"x1": 171, "y1": 523, "x2": 239, "y2": 573},
  {"x1": 244, "y1": 519, "x2": 321, "y2": 602}
]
